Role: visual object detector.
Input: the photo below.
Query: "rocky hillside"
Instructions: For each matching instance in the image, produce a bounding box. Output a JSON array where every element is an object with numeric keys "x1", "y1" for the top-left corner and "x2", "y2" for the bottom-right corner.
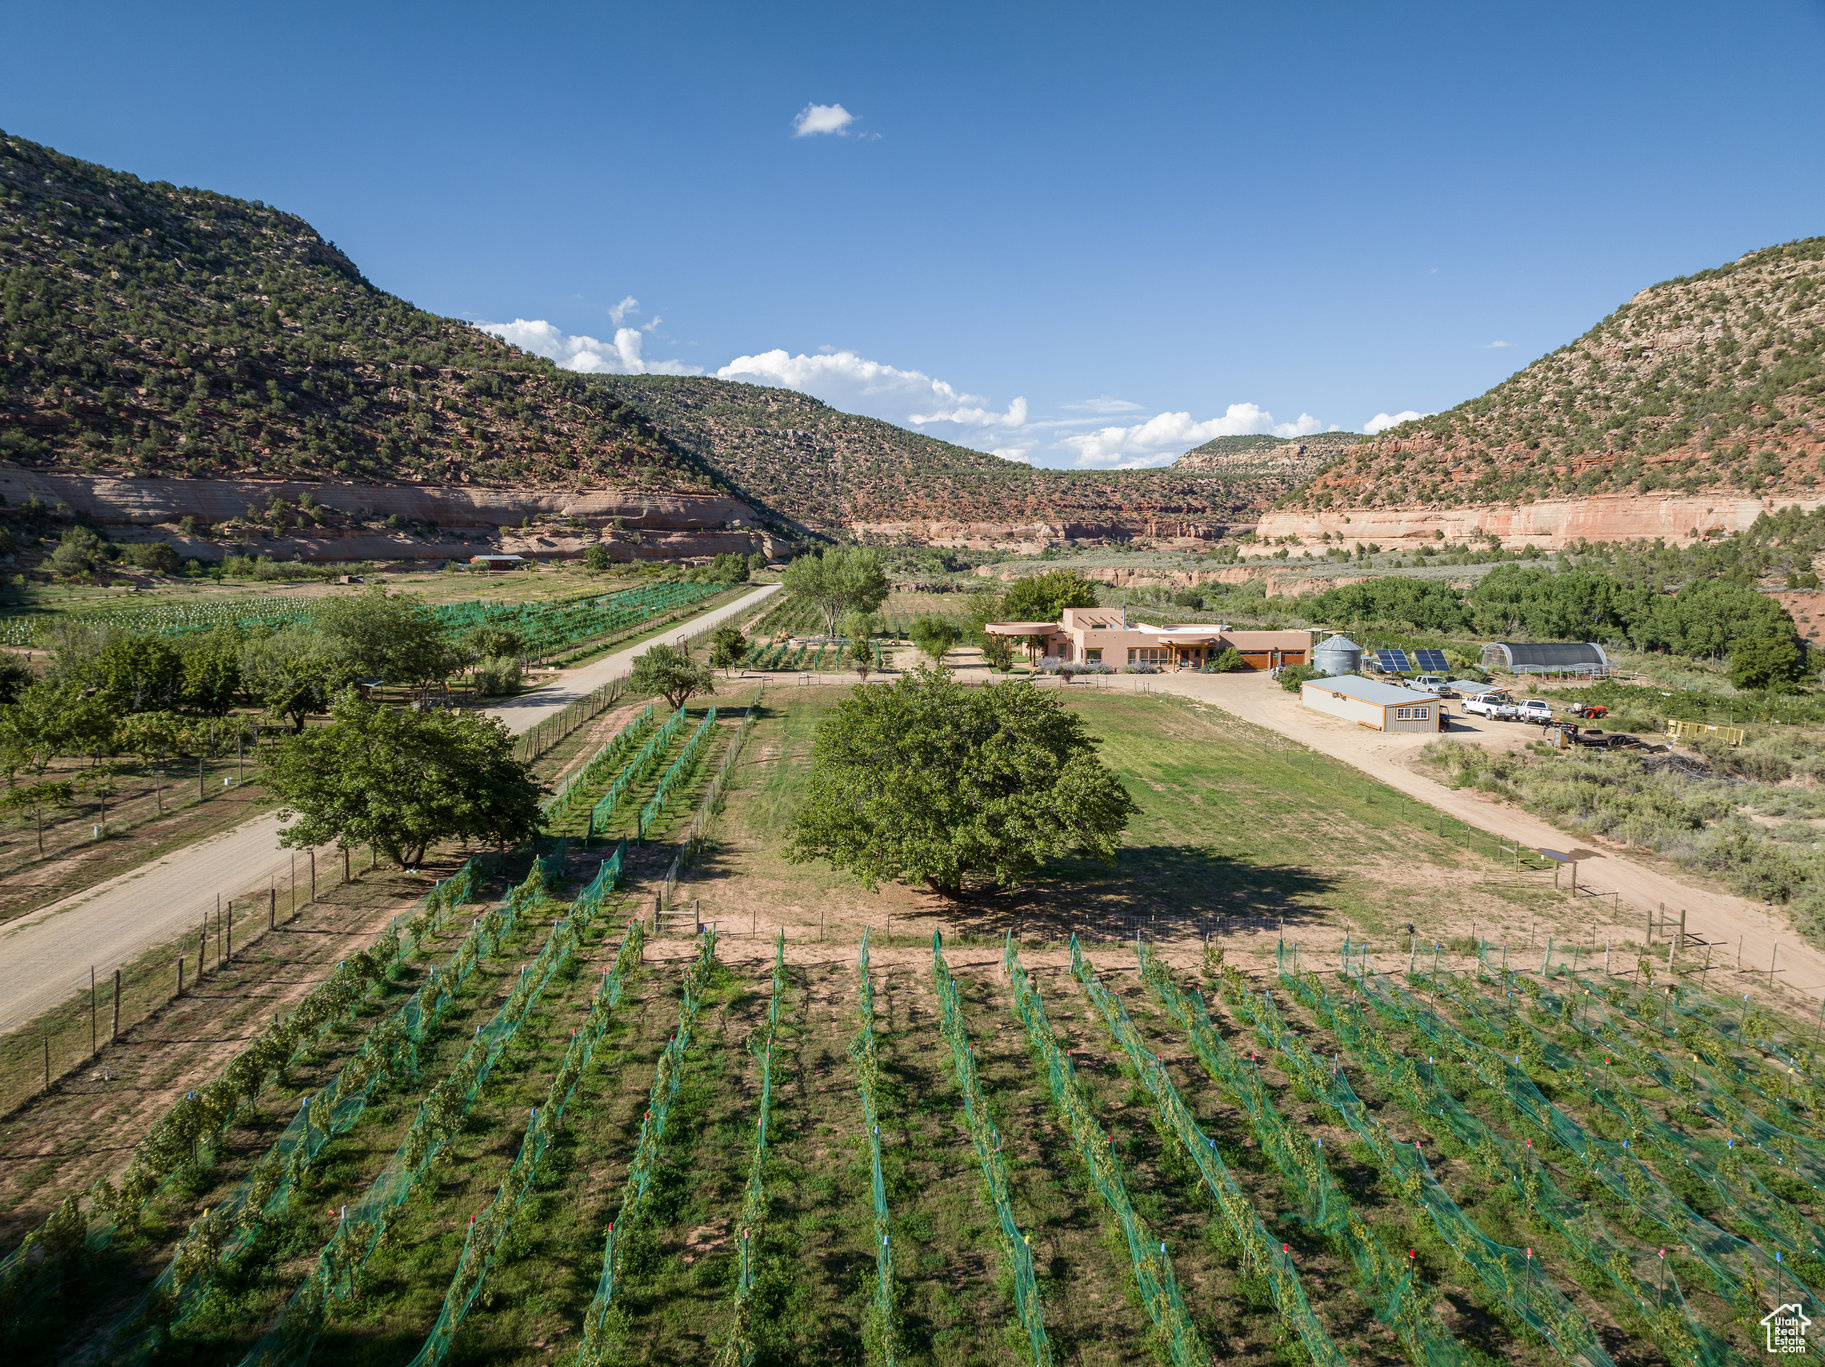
[
  {"x1": 1286, "y1": 238, "x2": 1825, "y2": 514},
  {"x1": 589, "y1": 375, "x2": 1273, "y2": 540},
  {"x1": 0, "y1": 131, "x2": 726, "y2": 499},
  {"x1": 1173, "y1": 430, "x2": 1360, "y2": 478}
]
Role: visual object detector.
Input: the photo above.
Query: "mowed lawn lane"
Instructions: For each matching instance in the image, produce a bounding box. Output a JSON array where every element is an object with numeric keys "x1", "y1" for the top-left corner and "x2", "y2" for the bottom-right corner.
[
  {"x1": 1039, "y1": 692, "x2": 1526, "y2": 944},
  {"x1": 327, "y1": 928, "x2": 673, "y2": 1365},
  {"x1": 952, "y1": 965, "x2": 1156, "y2": 1366},
  {"x1": 604, "y1": 955, "x2": 769, "y2": 1362},
  {"x1": 871, "y1": 959, "x2": 1022, "y2": 1365}
]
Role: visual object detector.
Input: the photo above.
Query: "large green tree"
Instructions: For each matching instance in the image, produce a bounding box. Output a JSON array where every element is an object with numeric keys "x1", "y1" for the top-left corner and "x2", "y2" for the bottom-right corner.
[
  {"x1": 908, "y1": 615, "x2": 962, "y2": 668},
  {"x1": 264, "y1": 691, "x2": 543, "y2": 867},
  {"x1": 783, "y1": 546, "x2": 890, "y2": 636},
  {"x1": 1729, "y1": 636, "x2": 1808, "y2": 691},
  {"x1": 318, "y1": 585, "x2": 464, "y2": 692},
  {"x1": 999, "y1": 570, "x2": 1100, "y2": 623},
  {"x1": 628, "y1": 643, "x2": 717, "y2": 709},
  {"x1": 786, "y1": 670, "x2": 1138, "y2": 897},
  {"x1": 240, "y1": 629, "x2": 357, "y2": 731}
]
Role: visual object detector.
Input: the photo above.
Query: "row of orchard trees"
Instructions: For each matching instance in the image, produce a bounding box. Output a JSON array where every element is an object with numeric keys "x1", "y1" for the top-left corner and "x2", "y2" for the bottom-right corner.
[{"x1": 0, "y1": 586, "x2": 535, "y2": 782}]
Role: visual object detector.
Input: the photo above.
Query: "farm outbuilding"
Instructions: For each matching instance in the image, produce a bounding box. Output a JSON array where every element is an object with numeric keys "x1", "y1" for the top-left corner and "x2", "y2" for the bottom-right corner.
[
  {"x1": 1301, "y1": 674, "x2": 1445, "y2": 733},
  {"x1": 1480, "y1": 641, "x2": 1611, "y2": 677},
  {"x1": 1311, "y1": 633, "x2": 1363, "y2": 676},
  {"x1": 469, "y1": 553, "x2": 528, "y2": 572}
]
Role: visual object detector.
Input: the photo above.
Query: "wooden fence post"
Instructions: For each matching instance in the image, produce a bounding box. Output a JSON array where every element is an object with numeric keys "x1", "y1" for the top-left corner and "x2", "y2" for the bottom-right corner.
[
  {"x1": 112, "y1": 968, "x2": 121, "y2": 1042},
  {"x1": 225, "y1": 903, "x2": 232, "y2": 965},
  {"x1": 199, "y1": 919, "x2": 206, "y2": 978},
  {"x1": 43, "y1": 1037, "x2": 50, "y2": 1093},
  {"x1": 178, "y1": 956, "x2": 184, "y2": 997},
  {"x1": 310, "y1": 848, "x2": 317, "y2": 902},
  {"x1": 270, "y1": 883, "x2": 276, "y2": 930},
  {"x1": 90, "y1": 966, "x2": 97, "y2": 1057}
]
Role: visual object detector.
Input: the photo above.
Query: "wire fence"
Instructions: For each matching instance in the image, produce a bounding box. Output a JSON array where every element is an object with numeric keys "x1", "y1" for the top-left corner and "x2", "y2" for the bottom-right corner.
[
  {"x1": 852, "y1": 930, "x2": 898, "y2": 1366},
  {"x1": 543, "y1": 706, "x2": 655, "y2": 818}
]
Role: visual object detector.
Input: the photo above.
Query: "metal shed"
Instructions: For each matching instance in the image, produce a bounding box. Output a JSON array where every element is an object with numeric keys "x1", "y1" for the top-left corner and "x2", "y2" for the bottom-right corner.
[
  {"x1": 1300, "y1": 674, "x2": 1444, "y2": 733},
  {"x1": 1480, "y1": 642, "x2": 1611, "y2": 677}
]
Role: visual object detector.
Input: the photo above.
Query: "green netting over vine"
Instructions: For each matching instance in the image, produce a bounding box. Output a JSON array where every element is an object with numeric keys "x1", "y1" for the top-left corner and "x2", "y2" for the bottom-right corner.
[
  {"x1": 1109, "y1": 943, "x2": 1453, "y2": 1367},
  {"x1": 221, "y1": 866, "x2": 616, "y2": 1367},
  {"x1": 638, "y1": 707, "x2": 718, "y2": 838},
  {"x1": 0, "y1": 861, "x2": 482, "y2": 1337},
  {"x1": 852, "y1": 930, "x2": 899, "y2": 1365},
  {"x1": 1339, "y1": 941, "x2": 1813, "y2": 1316},
  {"x1": 575, "y1": 931, "x2": 719, "y2": 1367},
  {"x1": 546, "y1": 705, "x2": 655, "y2": 818},
  {"x1": 1299, "y1": 946, "x2": 1761, "y2": 1364},
  {"x1": 589, "y1": 705, "x2": 686, "y2": 839},
  {"x1": 1429, "y1": 962, "x2": 1825, "y2": 1283},
  {"x1": 399, "y1": 921, "x2": 655, "y2": 1367},
  {"x1": 930, "y1": 934, "x2": 1053, "y2": 1367},
  {"x1": 714, "y1": 932, "x2": 787, "y2": 1367}
]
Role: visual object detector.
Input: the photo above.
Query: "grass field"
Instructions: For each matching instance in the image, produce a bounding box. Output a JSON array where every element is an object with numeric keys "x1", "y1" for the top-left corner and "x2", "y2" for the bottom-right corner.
[{"x1": 687, "y1": 686, "x2": 1559, "y2": 957}]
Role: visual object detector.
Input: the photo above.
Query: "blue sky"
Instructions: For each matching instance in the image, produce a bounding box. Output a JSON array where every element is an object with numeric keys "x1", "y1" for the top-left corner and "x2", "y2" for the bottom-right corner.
[{"x1": 8, "y1": 1, "x2": 1825, "y2": 468}]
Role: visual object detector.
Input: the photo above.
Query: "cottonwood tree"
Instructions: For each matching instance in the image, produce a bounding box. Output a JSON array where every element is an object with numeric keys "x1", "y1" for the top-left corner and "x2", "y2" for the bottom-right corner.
[
  {"x1": 786, "y1": 669, "x2": 1137, "y2": 898},
  {"x1": 628, "y1": 643, "x2": 717, "y2": 709},
  {"x1": 783, "y1": 546, "x2": 889, "y2": 636},
  {"x1": 264, "y1": 691, "x2": 542, "y2": 868},
  {"x1": 999, "y1": 569, "x2": 1100, "y2": 623}
]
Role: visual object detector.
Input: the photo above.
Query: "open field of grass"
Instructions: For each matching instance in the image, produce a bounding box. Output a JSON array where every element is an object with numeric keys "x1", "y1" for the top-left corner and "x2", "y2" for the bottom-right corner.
[{"x1": 686, "y1": 685, "x2": 1565, "y2": 959}]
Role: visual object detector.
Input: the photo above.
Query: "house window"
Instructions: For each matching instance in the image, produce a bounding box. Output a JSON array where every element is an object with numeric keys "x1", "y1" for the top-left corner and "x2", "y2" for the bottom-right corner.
[
  {"x1": 1128, "y1": 647, "x2": 1169, "y2": 665},
  {"x1": 1085, "y1": 648, "x2": 1103, "y2": 663},
  {"x1": 1395, "y1": 706, "x2": 1429, "y2": 720}
]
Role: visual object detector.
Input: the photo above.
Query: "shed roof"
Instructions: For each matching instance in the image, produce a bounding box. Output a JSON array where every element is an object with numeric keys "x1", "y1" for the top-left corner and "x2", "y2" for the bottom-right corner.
[
  {"x1": 1449, "y1": 680, "x2": 1500, "y2": 695},
  {"x1": 1302, "y1": 674, "x2": 1430, "y2": 707}
]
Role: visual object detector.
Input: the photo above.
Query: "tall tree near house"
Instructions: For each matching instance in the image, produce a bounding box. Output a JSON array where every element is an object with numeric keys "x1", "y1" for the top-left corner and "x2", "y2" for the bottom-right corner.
[
  {"x1": 264, "y1": 691, "x2": 542, "y2": 868},
  {"x1": 999, "y1": 570, "x2": 1100, "y2": 623},
  {"x1": 318, "y1": 584, "x2": 465, "y2": 696},
  {"x1": 908, "y1": 615, "x2": 962, "y2": 669},
  {"x1": 787, "y1": 669, "x2": 1137, "y2": 898},
  {"x1": 239, "y1": 629, "x2": 355, "y2": 732}
]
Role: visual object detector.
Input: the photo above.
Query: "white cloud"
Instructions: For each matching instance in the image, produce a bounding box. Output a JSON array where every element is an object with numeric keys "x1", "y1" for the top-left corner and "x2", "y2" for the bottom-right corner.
[
  {"x1": 1057, "y1": 404, "x2": 1324, "y2": 468},
  {"x1": 1062, "y1": 396, "x2": 1144, "y2": 415},
  {"x1": 608, "y1": 295, "x2": 639, "y2": 325},
  {"x1": 792, "y1": 102, "x2": 855, "y2": 137},
  {"x1": 716, "y1": 348, "x2": 1027, "y2": 429},
  {"x1": 479, "y1": 318, "x2": 700, "y2": 376},
  {"x1": 1363, "y1": 409, "x2": 1429, "y2": 435},
  {"x1": 1482, "y1": 339, "x2": 1511, "y2": 349}
]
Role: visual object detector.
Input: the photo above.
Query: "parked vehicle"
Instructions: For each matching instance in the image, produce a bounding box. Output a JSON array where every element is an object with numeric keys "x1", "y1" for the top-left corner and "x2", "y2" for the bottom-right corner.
[
  {"x1": 1549, "y1": 722, "x2": 1637, "y2": 750},
  {"x1": 1515, "y1": 699, "x2": 1554, "y2": 724},
  {"x1": 1462, "y1": 692, "x2": 1516, "y2": 720},
  {"x1": 1409, "y1": 675, "x2": 1451, "y2": 696},
  {"x1": 1561, "y1": 701, "x2": 1608, "y2": 719}
]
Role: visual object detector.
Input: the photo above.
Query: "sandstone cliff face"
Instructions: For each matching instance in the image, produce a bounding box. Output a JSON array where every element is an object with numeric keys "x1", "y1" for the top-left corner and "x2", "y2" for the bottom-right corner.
[
  {"x1": 1251, "y1": 492, "x2": 1825, "y2": 552},
  {"x1": 0, "y1": 468, "x2": 760, "y2": 531}
]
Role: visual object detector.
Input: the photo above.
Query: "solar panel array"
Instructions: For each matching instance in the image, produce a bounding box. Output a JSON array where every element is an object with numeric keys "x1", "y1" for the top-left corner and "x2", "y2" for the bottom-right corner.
[
  {"x1": 1374, "y1": 648, "x2": 1411, "y2": 673},
  {"x1": 1413, "y1": 649, "x2": 1449, "y2": 673}
]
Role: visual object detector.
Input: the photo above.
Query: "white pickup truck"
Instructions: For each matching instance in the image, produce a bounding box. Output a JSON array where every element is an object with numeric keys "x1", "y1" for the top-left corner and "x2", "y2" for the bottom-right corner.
[
  {"x1": 1462, "y1": 692, "x2": 1514, "y2": 720},
  {"x1": 1408, "y1": 675, "x2": 1450, "y2": 696}
]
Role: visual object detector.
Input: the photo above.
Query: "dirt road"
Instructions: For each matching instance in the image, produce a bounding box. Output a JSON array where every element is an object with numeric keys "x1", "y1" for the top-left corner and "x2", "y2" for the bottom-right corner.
[
  {"x1": 1110, "y1": 669, "x2": 1825, "y2": 1006},
  {"x1": 0, "y1": 583, "x2": 779, "y2": 1038}
]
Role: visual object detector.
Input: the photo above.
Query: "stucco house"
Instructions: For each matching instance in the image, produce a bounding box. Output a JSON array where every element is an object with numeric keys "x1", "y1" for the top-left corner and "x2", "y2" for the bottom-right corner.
[{"x1": 983, "y1": 606, "x2": 1311, "y2": 670}]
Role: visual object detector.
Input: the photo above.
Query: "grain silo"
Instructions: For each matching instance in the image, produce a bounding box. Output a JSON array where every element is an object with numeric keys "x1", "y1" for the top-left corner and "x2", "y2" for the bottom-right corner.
[{"x1": 1311, "y1": 633, "x2": 1362, "y2": 677}]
